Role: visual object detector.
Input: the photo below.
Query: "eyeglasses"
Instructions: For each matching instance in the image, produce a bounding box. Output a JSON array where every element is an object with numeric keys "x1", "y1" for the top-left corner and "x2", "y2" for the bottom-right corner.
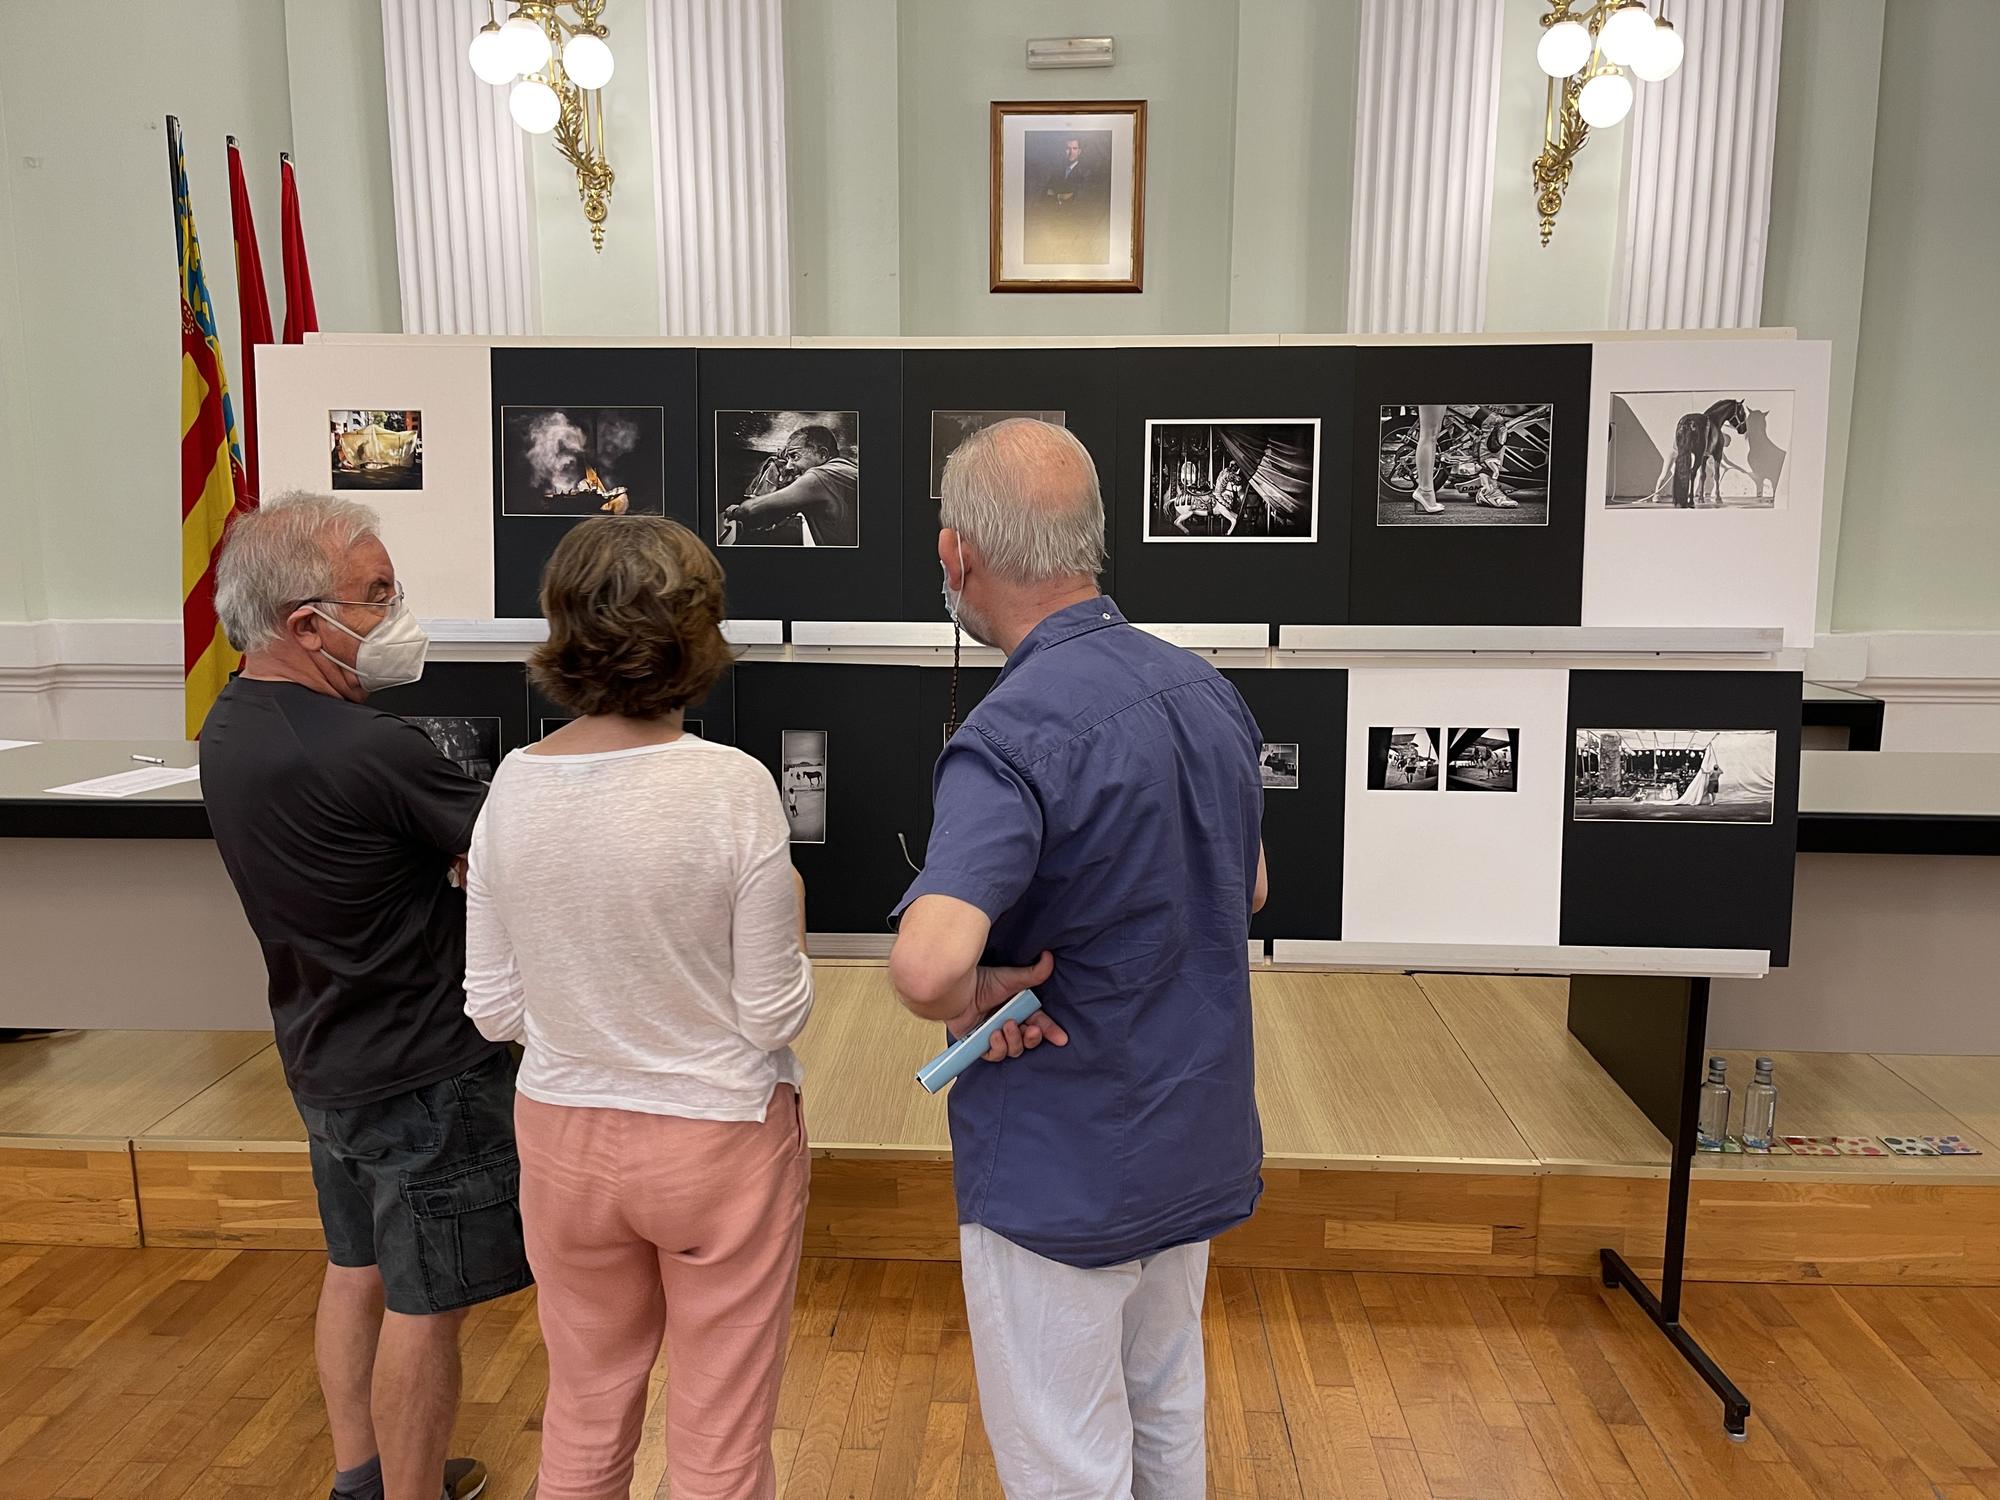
[{"x1": 301, "y1": 581, "x2": 406, "y2": 611}]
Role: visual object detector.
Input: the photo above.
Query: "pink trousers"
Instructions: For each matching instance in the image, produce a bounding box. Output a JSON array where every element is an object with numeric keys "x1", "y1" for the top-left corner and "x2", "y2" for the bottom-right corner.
[{"x1": 515, "y1": 1086, "x2": 810, "y2": 1500}]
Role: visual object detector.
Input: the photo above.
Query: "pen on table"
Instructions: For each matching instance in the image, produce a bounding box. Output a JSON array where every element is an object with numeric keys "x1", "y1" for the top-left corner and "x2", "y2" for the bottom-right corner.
[{"x1": 131, "y1": 754, "x2": 167, "y2": 765}]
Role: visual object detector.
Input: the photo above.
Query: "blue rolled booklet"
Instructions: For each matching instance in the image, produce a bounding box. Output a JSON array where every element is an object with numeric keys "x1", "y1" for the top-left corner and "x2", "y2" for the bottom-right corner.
[{"x1": 914, "y1": 989, "x2": 1045, "y2": 1094}]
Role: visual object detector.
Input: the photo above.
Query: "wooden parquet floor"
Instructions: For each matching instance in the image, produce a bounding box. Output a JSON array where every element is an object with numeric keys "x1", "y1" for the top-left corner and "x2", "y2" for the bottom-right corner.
[{"x1": 1, "y1": 1246, "x2": 1999, "y2": 1499}]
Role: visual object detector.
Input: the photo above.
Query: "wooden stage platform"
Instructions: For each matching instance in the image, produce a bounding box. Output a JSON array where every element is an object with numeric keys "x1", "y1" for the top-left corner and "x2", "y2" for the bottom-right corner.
[{"x1": 3, "y1": 966, "x2": 1997, "y2": 1285}]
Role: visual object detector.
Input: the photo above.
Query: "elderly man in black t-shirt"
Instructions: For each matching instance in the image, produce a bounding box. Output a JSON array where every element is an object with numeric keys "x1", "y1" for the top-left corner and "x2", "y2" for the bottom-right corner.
[{"x1": 201, "y1": 493, "x2": 522, "y2": 1500}]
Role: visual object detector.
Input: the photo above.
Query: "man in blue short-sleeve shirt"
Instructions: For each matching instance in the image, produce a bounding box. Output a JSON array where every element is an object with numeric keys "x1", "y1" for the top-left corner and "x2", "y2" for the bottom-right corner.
[{"x1": 889, "y1": 419, "x2": 1267, "y2": 1499}]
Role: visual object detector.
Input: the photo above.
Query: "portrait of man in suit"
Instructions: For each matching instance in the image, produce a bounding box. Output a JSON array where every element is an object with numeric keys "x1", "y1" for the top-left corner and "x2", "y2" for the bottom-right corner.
[{"x1": 1023, "y1": 128, "x2": 1112, "y2": 265}]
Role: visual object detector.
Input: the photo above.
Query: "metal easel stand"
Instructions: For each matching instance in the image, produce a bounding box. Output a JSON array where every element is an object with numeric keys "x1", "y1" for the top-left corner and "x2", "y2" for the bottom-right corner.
[{"x1": 1593, "y1": 977, "x2": 1752, "y2": 1439}]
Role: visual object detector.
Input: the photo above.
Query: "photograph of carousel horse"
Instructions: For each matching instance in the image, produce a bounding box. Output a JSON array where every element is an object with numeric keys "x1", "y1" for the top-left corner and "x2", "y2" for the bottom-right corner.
[
  {"x1": 1572, "y1": 728, "x2": 1777, "y2": 824},
  {"x1": 1376, "y1": 404, "x2": 1553, "y2": 526},
  {"x1": 1143, "y1": 419, "x2": 1319, "y2": 541},
  {"x1": 329, "y1": 410, "x2": 423, "y2": 490},
  {"x1": 1606, "y1": 390, "x2": 1793, "y2": 509}
]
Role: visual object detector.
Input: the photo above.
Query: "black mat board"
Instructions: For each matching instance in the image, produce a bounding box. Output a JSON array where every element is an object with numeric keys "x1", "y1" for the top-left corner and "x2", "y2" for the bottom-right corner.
[
  {"x1": 697, "y1": 348, "x2": 903, "y2": 623},
  {"x1": 733, "y1": 661, "x2": 932, "y2": 934},
  {"x1": 1222, "y1": 667, "x2": 1347, "y2": 941},
  {"x1": 369, "y1": 661, "x2": 533, "y2": 781},
  {"x1": 898, "y1": 349, "x2": 1122, "y2": 621},
  {"x1": 1110, "y1": 345, "x2": 1354, "y2": 625},
  {"x1": 1349, "y1": 344, "x2": 1591, "y2": 624},
  {"x1": 490, "y1": 347, "x2": 702, "y2": 619},
  {"x1": 1560, "y1": 670, "x2": 1801, "y2": 965},
  {"x1": 525, "y1": 661, "x2": 737, "y2": 746}
]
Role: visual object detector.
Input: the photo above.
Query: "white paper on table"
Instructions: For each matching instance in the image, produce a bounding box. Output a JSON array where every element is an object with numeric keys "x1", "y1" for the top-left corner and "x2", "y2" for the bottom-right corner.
[
  {"x1": 44, "y1": 765, "x2": 202, "y2": 798},
  {"x1": 0, "y1": 740, "x2": 37, "y2": 752}
]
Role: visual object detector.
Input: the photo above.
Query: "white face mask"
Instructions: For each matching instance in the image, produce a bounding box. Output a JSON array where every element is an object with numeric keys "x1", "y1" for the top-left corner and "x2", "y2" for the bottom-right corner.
[
  {"x1": 940, "y1": 534, "x2": 968, "y2": 626},
  {"x1": 313, "y1": 597, "x2": 429, "y2": 692}
]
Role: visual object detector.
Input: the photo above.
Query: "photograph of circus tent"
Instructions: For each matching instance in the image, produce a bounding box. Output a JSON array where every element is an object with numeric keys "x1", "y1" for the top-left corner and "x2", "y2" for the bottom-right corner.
[
  {"x1": 1572, "y1": 728, "x2": 1777, "y2": 824},
  {"x1": 1144, "y1": 419, "x2": 1320, "y2": 541}
]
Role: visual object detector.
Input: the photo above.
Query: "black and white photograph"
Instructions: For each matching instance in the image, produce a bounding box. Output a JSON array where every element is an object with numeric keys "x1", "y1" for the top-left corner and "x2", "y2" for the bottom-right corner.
[
  {"x1": 1144, "y1": 419, "x2": 1319, "y2": 541},
  {"x1": 330, "y1": 409, "x2": 423, "y2": 490},
  {"x1": 715, "y1": 410, "x2": 860, "y2": 548},
  {"x1": 1259, "y1": 742, "x2": 1300, "y2": 791},
  {"x1": 500, "y1": 405, "x2": 666, "y2": 517},
  {"x1": 1446, "y1": 728, "x2": 1518, "y2": 792},
  {"x1": 1376, "y1": 403, "x2": 1554, "y2": 526},
  {"x1": 408, "y1": 716, "x2": 501, "y2": 782},
  {"x1": 781, "y1": 729, "x2": 828, "y2": 844},
  {"x1": 1607, "y1": 390, "x2": 1793, "y2": 509},
  {"x1": 1366, "y1": 727, "x2": 1440, "y2": 791},
  {"x1": 1573, "y1": 728, "x2": 1778, "y2": 824},
  {"x1": 929, "y1": 410, "x2": 1066, "y2": 498}
]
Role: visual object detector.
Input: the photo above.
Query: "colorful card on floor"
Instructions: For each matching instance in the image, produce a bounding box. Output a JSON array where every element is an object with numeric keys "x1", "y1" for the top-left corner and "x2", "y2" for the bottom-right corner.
[
  {"x1": 1881, "y1": 1136, "x2": 1941, "y2": 1157},
  {"x1": 1830, "y1": 1135, "x2": 1890, "y2": 1157},
  {"x1": 1730, "y1": 1135, "x2": 1788, "y2": 1155},
  {"x1": 1780, "y1": 1135, "x2": 1842, "y2": 1156},
  {"x1": 1920, "y1": 1135, "x2": 1983, "y2": 1156}
]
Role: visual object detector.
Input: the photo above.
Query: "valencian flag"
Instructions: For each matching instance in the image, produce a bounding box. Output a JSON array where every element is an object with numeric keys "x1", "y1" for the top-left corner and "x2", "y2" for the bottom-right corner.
[
  {"x1": 168, "y1": 115, "x2": 253, "y2": 739},
  {"x1": 279, "y1": 152, "x2": 318, "y2": 343},
  {"x1": 226, "y1": 135, "x2": 274, "y2": 496}
]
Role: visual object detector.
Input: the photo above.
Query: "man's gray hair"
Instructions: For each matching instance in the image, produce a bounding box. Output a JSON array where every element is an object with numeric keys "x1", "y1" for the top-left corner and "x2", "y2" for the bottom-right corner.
[
  {"x1": 938, "y1": 419, "x2": 1106, "y2": 585},
  {"x1": 214, "y1": 492, "x2": 381, "y2": 652}
]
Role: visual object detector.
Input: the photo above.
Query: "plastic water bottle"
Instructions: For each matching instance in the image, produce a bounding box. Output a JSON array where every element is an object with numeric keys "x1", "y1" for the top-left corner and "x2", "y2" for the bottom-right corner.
[
  {"x1": 1741, "y1": 1057, "x2": 1778, "y2": 1151},
  {"x1": 1697, "y1": 1057, "x2": 1731, "y2": 1151}
]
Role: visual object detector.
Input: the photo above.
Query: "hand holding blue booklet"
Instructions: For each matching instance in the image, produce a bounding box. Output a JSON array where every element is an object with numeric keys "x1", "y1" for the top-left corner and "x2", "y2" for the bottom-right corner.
[{"x1": 914, "y1": 989, "x2": 1046, "y2": 1093}]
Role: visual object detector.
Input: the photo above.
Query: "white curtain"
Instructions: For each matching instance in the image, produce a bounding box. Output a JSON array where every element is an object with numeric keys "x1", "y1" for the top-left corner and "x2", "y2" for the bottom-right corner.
[
  {"x1": 1346, "y1": 0, "x2": 1505, "y2": 334},
  {"x1": 381, "y1": 0, "x2": 538, "y2": 335},
  {"x1": 647, "y1": 0, "x2": 792, "y2": 336},
  {"x1": 1615, "y1": 0, "x2": 1785, "y2": 329}
]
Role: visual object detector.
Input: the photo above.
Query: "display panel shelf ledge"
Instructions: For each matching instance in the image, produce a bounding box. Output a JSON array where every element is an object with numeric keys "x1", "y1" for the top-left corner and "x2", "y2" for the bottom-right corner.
[
  {"x1": 1277, "y1": 625, "x2": 1785, "y2": 655},
  {"x1": 1269, "y1": 940, "x2": 1769, "y2": 979},
  {"x1": 421, "y1": 617, "x2": 783, "y2": 647}
]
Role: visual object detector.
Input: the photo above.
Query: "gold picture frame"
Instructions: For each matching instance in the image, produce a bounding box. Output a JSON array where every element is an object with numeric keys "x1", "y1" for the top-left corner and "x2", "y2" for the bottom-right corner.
[{"x1": 989, "y1": 100, "x2": 1147, "y2": 293}]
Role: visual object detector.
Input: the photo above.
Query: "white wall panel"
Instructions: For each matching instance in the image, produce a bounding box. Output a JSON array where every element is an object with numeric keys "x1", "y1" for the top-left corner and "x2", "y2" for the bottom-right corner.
[
  {"x1": 1583, "y1": 338, "x2": 1828, "y2": 648},
  {"x1": 257, "y1": 342, "x2": 496, "y2": 622},
  {"x1": 1341, "y1": 666, "x2": 1570, "y2": 945}
]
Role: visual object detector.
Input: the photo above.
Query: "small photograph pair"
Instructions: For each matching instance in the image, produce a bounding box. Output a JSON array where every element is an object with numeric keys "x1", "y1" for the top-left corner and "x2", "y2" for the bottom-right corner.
[{"x1": 1365, "y1": 728, "x2": 1517, "y2": 793}]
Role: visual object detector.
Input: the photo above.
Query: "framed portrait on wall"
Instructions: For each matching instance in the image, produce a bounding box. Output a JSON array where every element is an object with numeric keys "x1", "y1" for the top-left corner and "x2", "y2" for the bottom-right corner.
[{"x1": 989, "y1": 100, "x2": 1146, "y2": 293}]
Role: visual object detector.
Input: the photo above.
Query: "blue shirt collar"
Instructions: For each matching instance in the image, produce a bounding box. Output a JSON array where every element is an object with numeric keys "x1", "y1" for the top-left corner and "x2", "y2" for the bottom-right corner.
[{"x1": 999, "y1": 596, "x2": 1125, "y2": 681}]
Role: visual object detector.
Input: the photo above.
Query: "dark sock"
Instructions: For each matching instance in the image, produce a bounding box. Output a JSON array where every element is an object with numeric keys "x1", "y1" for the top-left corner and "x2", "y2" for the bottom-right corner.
[{"x1": 332, "y1": 1453, "x2": 382, "y2": 1499}]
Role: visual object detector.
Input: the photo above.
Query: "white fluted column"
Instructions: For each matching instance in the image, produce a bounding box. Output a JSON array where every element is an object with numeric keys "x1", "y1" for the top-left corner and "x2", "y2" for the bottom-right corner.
[
  {"x1": 646, "y1": 0, "x2": 791, "y2": 336},
  {"x1": 1346, "y1": 0, "x2": 1505, "y2": 334},
  {"x1": 1615, "y1": 0, "x2": 1786, "y2": 329},
  {"x1": 380, "y1": 0, "x2": 539, "y2": 335}
]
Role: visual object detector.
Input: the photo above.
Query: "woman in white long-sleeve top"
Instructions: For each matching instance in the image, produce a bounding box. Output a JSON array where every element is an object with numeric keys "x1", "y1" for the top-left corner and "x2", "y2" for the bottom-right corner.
[{"x1": 463, "y1": 515, "x2": 812, "y2": 1500}]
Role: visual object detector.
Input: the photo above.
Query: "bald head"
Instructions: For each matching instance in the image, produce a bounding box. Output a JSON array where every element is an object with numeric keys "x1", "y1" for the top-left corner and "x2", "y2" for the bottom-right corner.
[{"x1": 938, "y1": 419, "x2": 1105, "y2": 585}]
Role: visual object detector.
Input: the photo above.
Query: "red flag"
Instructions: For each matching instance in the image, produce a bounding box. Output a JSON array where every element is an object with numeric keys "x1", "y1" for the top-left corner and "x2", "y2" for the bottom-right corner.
[
  {"x1": 227, "y1": 137, "x2": 274, "y2": 496},
  {"x1": 280, "y1": 152, "x2": 318, "y2": 343}
]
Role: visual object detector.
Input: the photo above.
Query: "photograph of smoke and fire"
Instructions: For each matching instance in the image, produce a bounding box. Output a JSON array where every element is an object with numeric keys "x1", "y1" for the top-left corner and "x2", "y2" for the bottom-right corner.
[{"x1": 500, "y1": 405, "x2": 666, "y2": 517}]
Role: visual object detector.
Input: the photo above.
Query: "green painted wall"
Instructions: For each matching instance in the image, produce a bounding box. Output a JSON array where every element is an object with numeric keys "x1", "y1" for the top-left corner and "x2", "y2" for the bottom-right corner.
[
  {"x1": 1760, "y1": 0, "x2": 1885, "y2": 635},
  {"x1": 785, "y1": 0, "x2": 902, "y2": 334},
  {"x1": 1484, "y1": 0, "x2": 1621, "y2": 333},
  {"x1": 1227, "y1": 0, "x2": 1360, "y2": 334},
  {"x1": 0, "y1": 0, "x2": 295, "y2": 624},
  {"x1": 895, "y1": 0, "x2": 1242, "y2": 336},
  {"x1": 1831, "y1": 0, "x2": 1998, "y2": 630}
]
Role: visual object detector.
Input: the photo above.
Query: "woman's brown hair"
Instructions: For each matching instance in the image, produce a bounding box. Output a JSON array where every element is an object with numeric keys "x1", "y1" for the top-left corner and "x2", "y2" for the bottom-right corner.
[{"x1": 529, "y1": 516, "x2": 732, "y2": 718}]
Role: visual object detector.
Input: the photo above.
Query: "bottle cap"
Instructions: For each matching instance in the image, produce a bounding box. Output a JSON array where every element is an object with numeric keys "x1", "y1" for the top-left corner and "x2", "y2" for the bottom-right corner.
[
  {"x1": 1708, "y1": 1056, "x2": 1726, "y2": 1075},
  {"x1": 1755, "y1": 1056, "x2": 1774, "y2": 1072}
]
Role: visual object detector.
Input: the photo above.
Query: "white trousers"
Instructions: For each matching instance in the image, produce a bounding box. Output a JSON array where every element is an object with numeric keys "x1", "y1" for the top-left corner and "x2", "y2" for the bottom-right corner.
[{"x1": 959, "y1": 1223, "x2": 1208, "y2": 1500}]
